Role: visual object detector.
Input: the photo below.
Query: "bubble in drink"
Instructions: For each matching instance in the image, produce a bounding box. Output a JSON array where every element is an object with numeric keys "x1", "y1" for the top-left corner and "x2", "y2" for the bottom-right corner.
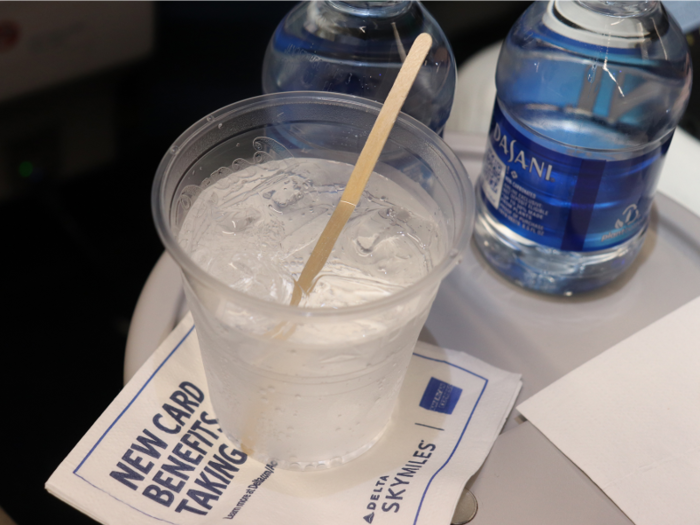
[{"x1": 177, "y1": 157, "x2": 447, "y2": 469}]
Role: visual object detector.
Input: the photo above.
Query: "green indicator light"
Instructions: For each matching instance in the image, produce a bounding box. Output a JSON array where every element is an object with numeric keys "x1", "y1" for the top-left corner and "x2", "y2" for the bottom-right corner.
[{"x1": 19, "y1": 161, "x2": 33, "y2": 178}]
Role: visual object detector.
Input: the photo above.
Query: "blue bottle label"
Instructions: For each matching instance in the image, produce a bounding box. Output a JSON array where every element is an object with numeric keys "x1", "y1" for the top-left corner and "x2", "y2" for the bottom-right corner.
[{"x1": 480, "y1": 101, "x2": 672, "y2": 252}]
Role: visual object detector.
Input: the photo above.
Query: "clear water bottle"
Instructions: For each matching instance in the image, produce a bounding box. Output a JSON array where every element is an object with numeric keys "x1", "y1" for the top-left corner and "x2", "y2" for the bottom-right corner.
[
  {"x1": 473, "y1": 0, "x2": 692, "y2": 295},
  {"x1": 262, "y1": 1, "x2": 456, "y2": 135}
]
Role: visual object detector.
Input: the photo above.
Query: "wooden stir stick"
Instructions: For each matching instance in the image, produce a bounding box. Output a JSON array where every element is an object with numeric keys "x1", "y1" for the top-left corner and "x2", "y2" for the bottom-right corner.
[{"x1": 289, "y1": 32, "x2": 433, "y2": 307}]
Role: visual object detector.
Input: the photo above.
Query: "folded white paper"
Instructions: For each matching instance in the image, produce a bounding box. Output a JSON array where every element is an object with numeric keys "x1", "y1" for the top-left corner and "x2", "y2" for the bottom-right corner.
[
  {"x1": 47, "y1": 313, "x2": 521, "y2": 525},
  {"x1": 518, "y1": 295, "x2": 700, "y2": 525}
]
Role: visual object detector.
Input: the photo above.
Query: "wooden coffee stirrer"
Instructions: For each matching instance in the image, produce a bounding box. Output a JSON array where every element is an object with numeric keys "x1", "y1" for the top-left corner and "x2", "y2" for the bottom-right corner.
[
  {"x1": 265, "y1": 33, "x2": 432, "y2": 341},
  {"x1": 289, "y1": 32, "x2": 433, "y2": 308}
]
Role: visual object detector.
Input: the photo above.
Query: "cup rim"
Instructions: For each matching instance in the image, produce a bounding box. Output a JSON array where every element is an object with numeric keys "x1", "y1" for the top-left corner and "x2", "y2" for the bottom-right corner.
[{"x1": 152, "y1": 91, "x2": 474, "y2": 320}]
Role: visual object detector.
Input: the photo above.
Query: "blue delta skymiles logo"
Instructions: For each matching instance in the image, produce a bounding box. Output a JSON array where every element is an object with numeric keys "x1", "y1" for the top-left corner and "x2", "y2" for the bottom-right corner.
[{"x1": 419, "y1": 377, "x2": 462, "y2": 415}]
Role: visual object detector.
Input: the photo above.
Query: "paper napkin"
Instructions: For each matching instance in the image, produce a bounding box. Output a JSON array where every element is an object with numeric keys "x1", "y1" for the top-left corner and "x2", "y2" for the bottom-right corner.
[
  {"x1": 518, "y1": 295, "x2": 700, "y2": 525},
  {"x1": 47, "y1": 313, "x2": 521, "y2": 525}
]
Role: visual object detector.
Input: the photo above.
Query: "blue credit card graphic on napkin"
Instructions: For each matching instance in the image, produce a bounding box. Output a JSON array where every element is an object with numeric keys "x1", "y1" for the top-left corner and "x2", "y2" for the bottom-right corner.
[{"x1": 419, "y1": 377, "x2": 462, "y2": 414}]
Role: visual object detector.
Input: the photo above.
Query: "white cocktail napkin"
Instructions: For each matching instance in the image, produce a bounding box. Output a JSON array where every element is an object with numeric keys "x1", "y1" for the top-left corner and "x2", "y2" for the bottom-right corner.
[
  {"x1": 518, "y1": 295, "x2": 700, "y2": 525},
  {"x1": 47, "y1": 313, "x2": 521, "y2": 525}
]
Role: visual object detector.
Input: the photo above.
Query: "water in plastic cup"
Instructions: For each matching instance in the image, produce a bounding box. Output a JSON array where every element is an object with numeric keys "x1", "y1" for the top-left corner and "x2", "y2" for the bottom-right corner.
[{"x1": 152, "y1": 92, "x2": 474, "y2": 470}]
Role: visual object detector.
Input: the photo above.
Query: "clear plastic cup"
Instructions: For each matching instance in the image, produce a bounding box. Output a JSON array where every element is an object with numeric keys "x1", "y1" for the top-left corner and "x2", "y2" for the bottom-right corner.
[{"x1": 152, "y1": 91, "x2": 474, "y2": 470}]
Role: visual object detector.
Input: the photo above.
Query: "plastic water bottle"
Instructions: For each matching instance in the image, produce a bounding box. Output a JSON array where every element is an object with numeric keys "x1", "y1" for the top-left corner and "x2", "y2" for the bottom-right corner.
[
  {"x1": 262, "y1": 1, "x2": 456, "y2": 135},
  {"x1": 473, "y1": 0, "x2": 692, "y2": 295}
]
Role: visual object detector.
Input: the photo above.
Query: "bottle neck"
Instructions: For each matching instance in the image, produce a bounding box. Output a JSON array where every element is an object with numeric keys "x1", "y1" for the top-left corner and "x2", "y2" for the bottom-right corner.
[
  {"x1": 576, "y1": 1, "x2": 658, "y2": 17},
  {"x1": 325, "y1": 1, "x2": 412, "y2": 18}
]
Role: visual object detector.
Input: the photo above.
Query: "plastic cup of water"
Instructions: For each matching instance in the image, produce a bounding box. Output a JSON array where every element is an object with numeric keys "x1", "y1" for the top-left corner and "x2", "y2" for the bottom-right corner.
[{"x1": 152, "y1": 92, "x2": 474, "y2": 470}]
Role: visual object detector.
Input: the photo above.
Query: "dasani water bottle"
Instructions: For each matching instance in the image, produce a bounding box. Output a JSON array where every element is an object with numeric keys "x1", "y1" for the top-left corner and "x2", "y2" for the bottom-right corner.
[
  {"x1": 474, "y1": 0, "x2": 692, "y2": 295},
  {"x1": 262, "y1": 1, "x2": 456, "y2": 135}
]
